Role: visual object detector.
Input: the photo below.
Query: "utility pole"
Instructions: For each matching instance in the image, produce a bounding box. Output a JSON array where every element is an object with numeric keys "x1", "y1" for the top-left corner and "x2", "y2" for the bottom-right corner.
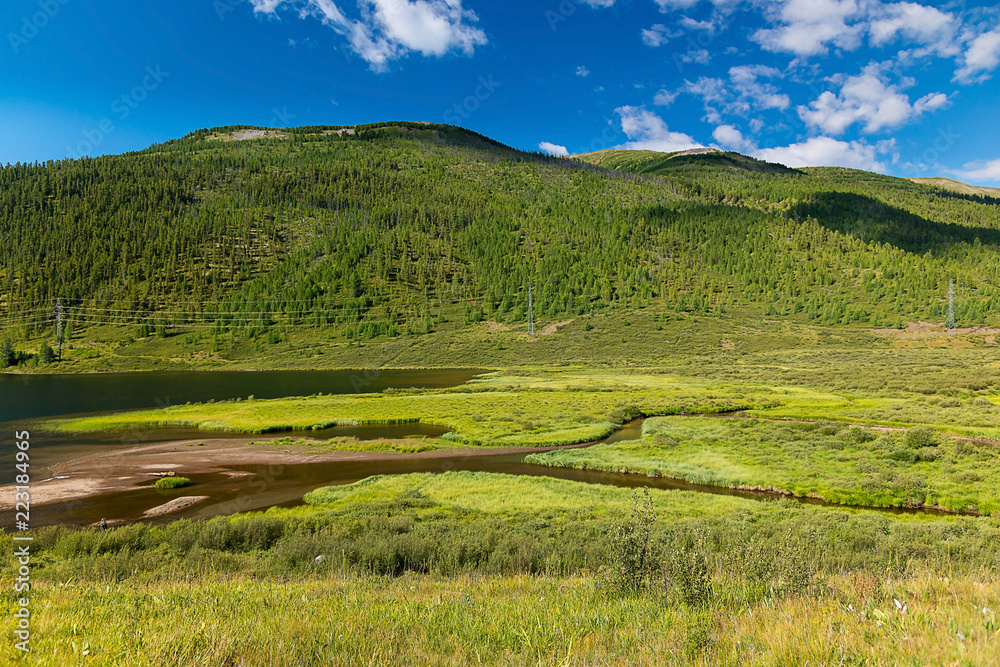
[
  {"x1": 55, "y1": 298, "x2": 64, "y2": 360},
  {"x1": 947, "y1": 279, "x2": 955, "y2": 332},
  {"x1": 528, "y1": 283, "x2": 534, "y2": 336}
]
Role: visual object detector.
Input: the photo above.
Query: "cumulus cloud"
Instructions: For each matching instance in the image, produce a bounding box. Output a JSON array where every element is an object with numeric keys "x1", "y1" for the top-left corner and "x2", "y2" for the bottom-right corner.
[
  {"x1": 753, "y1": 0, "x2": 864, "y2": 57},
  {"x1": 576, "y1": 65, "x2": 591, "y2": 77},
  {"x1": 798, "y1": 65, "x2": 947, "y2": 134},
  {"x1": 683, "y1": 65, "x2": 789, "y2": 124},
  {"x1": 868, "y1": 2, "x2": 957, "y2": 56},
  {"x1": 754, "y1": 136, "x2": 888, "y2": 171},
  {"x1": 612, "y1": 106, "x2": 703, "y2": 152},
  {"x1": 950, "y1": 159, "x2": 1000, "y2": 183},
  {"x1": 642, "y1": 24, "x2": 680, "y2": 47},
  {"x1": 955, "y1": 29, "x2": 1000, "y2": 82},
  {"x1": 712, "y1": 124, "x2": 756, "y2": 152},
  {"x1": 539, "y1": 142, "x2": 569, "y2": 157},
  {"x1": 752, "y1": 0, "x2": 962, "y2": 59},
  {"x1": 248, "y1": 0, "x2": 487, "y2": 71}
]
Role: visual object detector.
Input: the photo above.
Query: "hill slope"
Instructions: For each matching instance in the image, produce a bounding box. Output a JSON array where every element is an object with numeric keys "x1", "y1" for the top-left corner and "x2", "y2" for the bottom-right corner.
[
  {"x1": 3, "y1": 123, "x2": 1000, "y2": 358},
  {"x1": 909, "y1": 176, "x2": 1000, "y2": 198}
]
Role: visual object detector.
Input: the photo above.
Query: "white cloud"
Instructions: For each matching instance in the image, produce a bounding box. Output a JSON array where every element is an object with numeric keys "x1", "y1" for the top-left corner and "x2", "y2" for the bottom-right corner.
[
  {"x1": 683, "y1": 65, "x2": 789, "y2": 123},
  {"x1": 642, "y1": 23, "x2": 679, "y2": 47},
  {"x1": 679, "y1": 49, "x2": 711, "y2": 65},
  {"x1": 653, "y1": 0, "x2": 739, "y2": 11},
  {"x1": 248, "y1": 0, "x2": 487, "y2": 71},
  {"x1": 712, "y1": 124, "x2": 756, "y2": 152},
  {"x1": 539, "y1": 142, "x2": 569, "y2": 157},
  {"x1": 798, "y1": 65, "x2": 947, "y2": 134},
  {"x1": 950, "y1": 159, "x2": 1000, "y2": 183},
  {"x1": 576, "y1": 65, "x2": 591, "y2": 77},
  {"x1": 754, "y1": 136, "x2": 888, "y2": 171},
  {"x1": 955, "y1": 29, "x2": 1000, "y2": 82},
  {"x1": 679, "y1": 17, "x2": 716, "y2": 32},
  {"x1": 652, "y1": 0, "x2": 701, "y2": 10},
  {"x1": 613, "y1": 106, "x2": 703, "y2": 152},
  {"x1": 869, "y1": 2, "x2": 957, "y2": 56},
  {"x1": 753, "y1": 0, "x2": 864, "y2": 57},
  {"x1": 653, "y1": 89, "x2": 678, "y2": 106},
  {"x1": 913, "y1": 91, "x2": 948, "y2": 113}
]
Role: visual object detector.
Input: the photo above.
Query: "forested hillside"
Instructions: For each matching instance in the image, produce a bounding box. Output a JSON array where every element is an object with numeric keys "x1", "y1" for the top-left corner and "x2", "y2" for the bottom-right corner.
[{"x1": 3, "y1": 122, "x2": 1000, "y2": 348}]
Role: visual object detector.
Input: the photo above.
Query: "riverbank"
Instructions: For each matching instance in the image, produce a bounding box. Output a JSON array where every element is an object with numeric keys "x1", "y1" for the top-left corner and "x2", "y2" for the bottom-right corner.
[{"x1": 0, "y1": 435, "x2": 595, "y2": 514}]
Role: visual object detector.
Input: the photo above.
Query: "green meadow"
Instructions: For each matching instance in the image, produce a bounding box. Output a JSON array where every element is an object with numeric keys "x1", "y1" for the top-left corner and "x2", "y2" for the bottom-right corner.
[{"x1": 4, "y1": 472, "x2": 1000, "y2": 665}]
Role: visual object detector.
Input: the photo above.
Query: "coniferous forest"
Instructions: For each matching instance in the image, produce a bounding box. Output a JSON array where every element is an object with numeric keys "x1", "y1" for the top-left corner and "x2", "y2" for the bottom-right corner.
[{"x1": 3, "y1": 121, "x2": 1000, "y2": 349}]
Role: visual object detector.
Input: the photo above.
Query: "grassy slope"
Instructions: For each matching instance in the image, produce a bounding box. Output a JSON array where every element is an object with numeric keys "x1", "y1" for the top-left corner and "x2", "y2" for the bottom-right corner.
[{"x1": 910, "y1": 176, "x2": 1000, "y2": 197}]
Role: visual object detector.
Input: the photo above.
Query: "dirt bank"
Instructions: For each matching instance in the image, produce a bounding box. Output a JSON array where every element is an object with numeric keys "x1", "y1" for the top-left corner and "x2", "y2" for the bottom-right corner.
[{"x1": 0, "y1": 436, "x2": 590, "y2": 511}]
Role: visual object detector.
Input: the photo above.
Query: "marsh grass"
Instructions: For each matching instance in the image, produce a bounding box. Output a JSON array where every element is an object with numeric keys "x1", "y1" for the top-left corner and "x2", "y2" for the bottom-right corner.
[
  {"x1": 528, "y1": 416, "x2": 1000, "y2": 513},
  {"x1": 49, "y1": 371, "x2": 783, "y2": 448},
  {"x1": 249, "y1": 435, "x2": 438, "y2": 454},
  {"x1": 153, "y1": 476, "x2": 192, "y2": 489}
]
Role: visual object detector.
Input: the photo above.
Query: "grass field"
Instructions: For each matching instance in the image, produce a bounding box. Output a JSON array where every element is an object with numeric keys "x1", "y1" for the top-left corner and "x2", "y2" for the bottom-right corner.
[
  {"x1": 4, "y1": 472, "x2": 999, "y2": 665},
  {"x1": 14, "y1": 320, "x2": 1000, "y2": 663},
  {"x1": 49, "y1": 371, "x2": 784, "y2": 447}
]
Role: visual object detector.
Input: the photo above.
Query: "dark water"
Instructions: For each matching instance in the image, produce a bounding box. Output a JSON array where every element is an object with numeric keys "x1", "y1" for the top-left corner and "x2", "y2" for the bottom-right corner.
[
  {"x1": 1, "y1": 368, "x2": 484, "y2": 487},
  {"x1": 0, "y1": 368, "x2": 487, "y2": 422}
]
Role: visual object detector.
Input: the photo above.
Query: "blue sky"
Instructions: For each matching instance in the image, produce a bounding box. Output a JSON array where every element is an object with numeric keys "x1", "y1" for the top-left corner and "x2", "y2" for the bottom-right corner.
[{"x1": 2, "y1": 0, "x2": 999, "y2": 184}]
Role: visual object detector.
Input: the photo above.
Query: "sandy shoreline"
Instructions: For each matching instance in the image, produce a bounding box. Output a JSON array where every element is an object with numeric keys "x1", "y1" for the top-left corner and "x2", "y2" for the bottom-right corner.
[{"x1": 0, "y1": 436, "x2": 586, "y2": 511}]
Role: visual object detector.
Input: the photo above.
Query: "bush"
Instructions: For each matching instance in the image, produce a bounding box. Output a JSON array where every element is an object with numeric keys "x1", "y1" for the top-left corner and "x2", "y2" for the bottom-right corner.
[
  {"x1": 603, "y1": 489, "x2": 654, "y2": 594},
  {"x1": 37, "y1": 342, "x2": 55, "y2": 364},
  {"x1": 904, "y1": 426, "x2": 939, "y2": 449},
  {"x1": 917, "y1": 447, "x2": 941, "y2": 462},
  {"x1": 154, "y1": 476, "x2": 193, "y2": 489},
  {"x1": 887, "y1": 449, "x2": 918, "y2": 463},
  {"x1": 841, "y1": 425, "x2": 877, "y2": 443},
  {"x1": 664, "y1": 530, "x2": 711, "y2": 606},
  {"x1": 198, "y1": 515, "x2": 286, "y2": 552},
  {"x1": 608, "y1": 404, "x2": 643, "y2": 426},
  {"x1": 0, "y1": 338, "x2": 15, "y2": 367}
]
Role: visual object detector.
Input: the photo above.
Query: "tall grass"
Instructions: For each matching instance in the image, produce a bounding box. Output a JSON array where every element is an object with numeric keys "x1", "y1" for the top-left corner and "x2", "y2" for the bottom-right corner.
[
  {"x1": 4, "y1": 471, "x2": 1000, "y2": 665},
  {"x1": 527, "y1": 416, "x2": 1000, "y2": 513}
]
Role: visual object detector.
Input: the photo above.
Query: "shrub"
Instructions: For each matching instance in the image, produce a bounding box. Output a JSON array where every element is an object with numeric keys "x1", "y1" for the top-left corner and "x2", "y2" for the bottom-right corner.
[
  {"x1": 603, "y1": 489, "x2": 654, "y2": 594},
  {"x1": 198, "y1": 515, "x2": 285, "y2": 551},
  {"x1": 608, "y1": 404, "x2": 643, "y2": 426},
  {"x1": 154, "y1": 476, "x2": 193, "y2": 489},
  {"x1": 841, "y1": 425, "x2": 877, "y2": 443},
  {"x1": 888, "y1": 449, "x2": 918, "y2": 463},
  {"x1": 664, "y1": 530, "x2": 711, "y2": 606},
  {"x1": 917, "y1": 447, "x2": 941, "y2": 462},
  {"x1": 904, "y1": 426, "x2": 939, "y2": 449},
  {"x1": 37, "y1": 342, "x2": 55, "y2": 364}
]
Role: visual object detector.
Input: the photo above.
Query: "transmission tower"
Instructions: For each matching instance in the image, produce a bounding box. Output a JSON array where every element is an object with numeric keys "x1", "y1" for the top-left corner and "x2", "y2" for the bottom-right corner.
[
  {"x1": 55, "y1": 298, "x2": 64, "y2": 359},
  {"x1": 947, "y1": 279, "x2": 955, "y2": 331},
  {"x1": 528, "y1": 283, "x2": 534, "y2": 336}
]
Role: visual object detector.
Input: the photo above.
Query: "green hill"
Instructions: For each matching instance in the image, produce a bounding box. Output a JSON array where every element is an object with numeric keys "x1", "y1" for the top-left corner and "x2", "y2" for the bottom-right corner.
[{"x1": 3, "y1": 122, "x2": 1000, "y2": 367}]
